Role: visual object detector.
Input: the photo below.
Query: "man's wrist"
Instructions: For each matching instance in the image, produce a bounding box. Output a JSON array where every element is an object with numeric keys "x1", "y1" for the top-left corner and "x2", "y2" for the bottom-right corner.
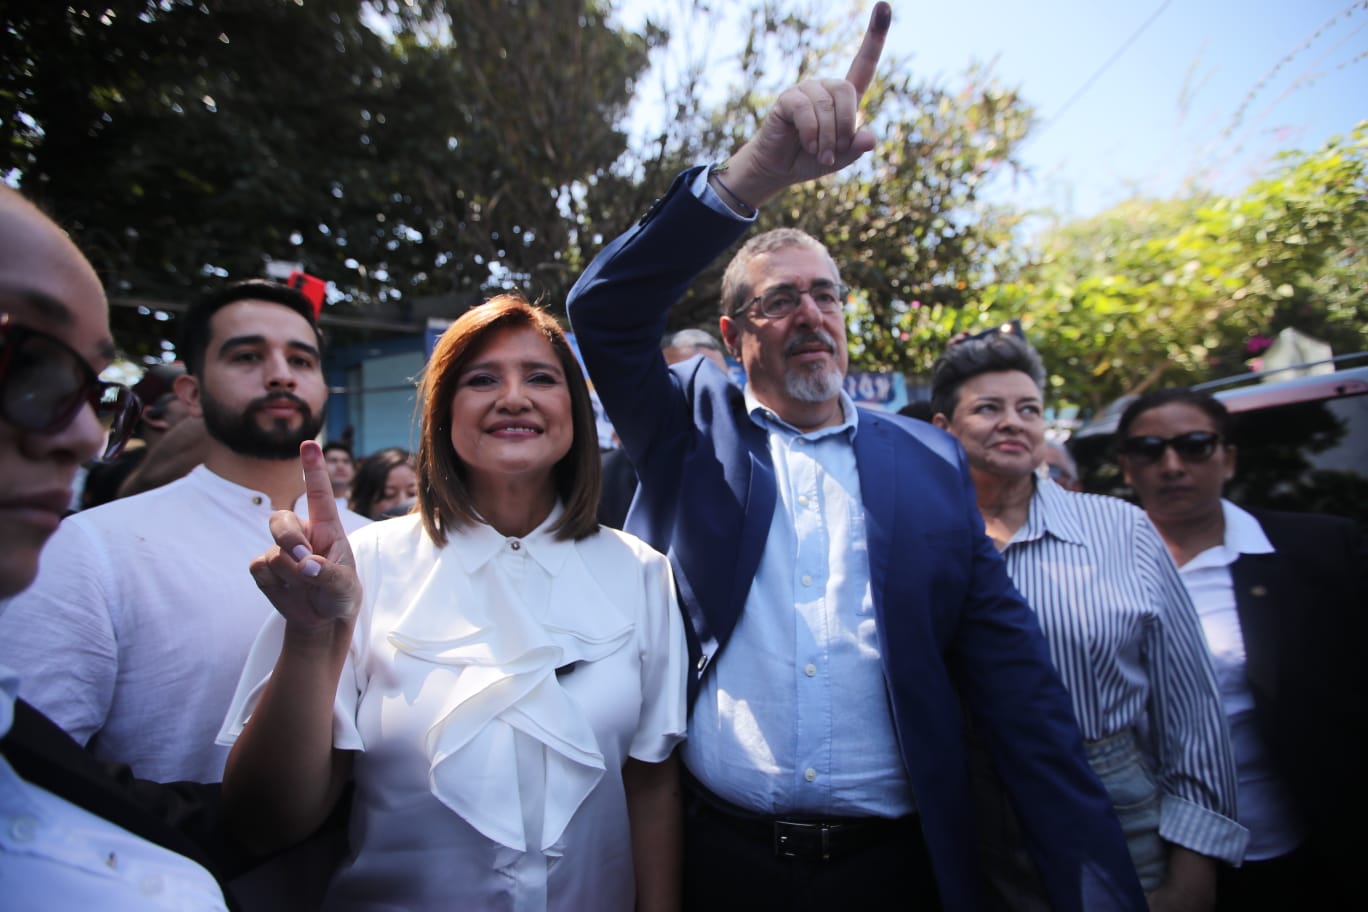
[
  {"x1": 714, "y1": 149, "x2": 785, "y2": 210},
  {"x1": 706, "y1": 164, "x2": 756, "y2": 217}
]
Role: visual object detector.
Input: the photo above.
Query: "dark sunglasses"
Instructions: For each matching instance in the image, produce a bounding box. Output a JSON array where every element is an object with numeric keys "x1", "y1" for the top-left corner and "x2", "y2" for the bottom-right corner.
[
  {"x1": 1118, "y1": 431, "x2": 1222, "y2": 465},
  {"x1": 1, "y1": 314, "x2": 141, "y2": 462}
]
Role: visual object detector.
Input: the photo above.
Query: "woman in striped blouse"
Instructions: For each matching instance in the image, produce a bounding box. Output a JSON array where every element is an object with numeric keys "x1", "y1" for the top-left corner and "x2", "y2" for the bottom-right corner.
[{"x1": 929, "y1": 333, "x2": 1247, "y2": 911}]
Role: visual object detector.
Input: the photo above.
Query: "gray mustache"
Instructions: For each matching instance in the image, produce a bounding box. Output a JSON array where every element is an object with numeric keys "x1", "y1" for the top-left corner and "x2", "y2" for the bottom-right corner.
[{"x1": 783, "y1": 330, "x2": 836, "y2": 357}]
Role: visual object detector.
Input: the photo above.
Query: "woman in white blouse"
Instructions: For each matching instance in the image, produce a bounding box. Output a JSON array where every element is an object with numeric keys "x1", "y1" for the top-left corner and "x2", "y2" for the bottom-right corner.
[
  {"x1": 929, "y1": 332, "x2": 1246, "y2": 911},
  {"x1": 218, "y1": 294, "x2": 687, "y2": 912}
]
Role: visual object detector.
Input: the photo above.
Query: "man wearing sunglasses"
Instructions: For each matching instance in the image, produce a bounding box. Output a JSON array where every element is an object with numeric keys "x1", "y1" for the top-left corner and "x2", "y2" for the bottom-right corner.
[
  {"x1": 1117, "y1": 387, "x2": 1364, "y2": 909},
  {"x1": 0, "y1": 187, "x2": 247, "y2": 907}
]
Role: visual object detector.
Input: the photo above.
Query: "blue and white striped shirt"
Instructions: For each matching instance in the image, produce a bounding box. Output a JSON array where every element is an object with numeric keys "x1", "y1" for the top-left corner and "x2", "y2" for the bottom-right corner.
[{"x1": 1001, "y1": 479, "x2": 1248, "y2": 864}]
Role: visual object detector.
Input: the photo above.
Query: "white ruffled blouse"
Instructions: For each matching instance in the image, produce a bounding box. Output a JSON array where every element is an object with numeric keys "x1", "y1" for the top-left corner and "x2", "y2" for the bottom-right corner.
[{"x1": 219, "y1": 507, "x2": 687, "y2": 912}]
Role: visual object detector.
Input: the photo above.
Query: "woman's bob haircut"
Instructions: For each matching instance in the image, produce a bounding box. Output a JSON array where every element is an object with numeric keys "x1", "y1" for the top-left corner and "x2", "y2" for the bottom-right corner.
[{"x1": 416, "y1": 292, "x2": 602, "y2": 546}]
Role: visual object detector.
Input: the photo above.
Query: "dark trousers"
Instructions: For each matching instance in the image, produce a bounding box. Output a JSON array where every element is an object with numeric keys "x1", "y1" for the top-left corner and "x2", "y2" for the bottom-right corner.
[
  {"x1": 1217, "y1": 840, "x2": 1353, "y2": 912},
  {"x1": 682, "y1": 777, "x2": 942, "y2": 911}
]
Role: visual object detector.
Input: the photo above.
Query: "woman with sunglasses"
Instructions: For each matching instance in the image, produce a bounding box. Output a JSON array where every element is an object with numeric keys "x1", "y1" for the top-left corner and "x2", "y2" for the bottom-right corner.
[
  {"x1": 218, "y1": 294, "x2": 686, "y2": 911},
  {"x1": 0, "y1": 199, "x2": 140, "y2": 603},
  {"x1": 0, "y1": 188, "x2": 248, "y2": 908},
  {"x1": 930, "y1": 333, "x2": 1246, "y2": 911},
  {"x1": 1118, "y1": 388, "x2": 1364, "y2": 910}
]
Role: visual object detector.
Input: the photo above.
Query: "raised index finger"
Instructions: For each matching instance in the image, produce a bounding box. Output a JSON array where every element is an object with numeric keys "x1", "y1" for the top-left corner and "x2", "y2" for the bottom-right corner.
[
  {"x1": 300, "y1": 439, "x2": 341, "y2": 531},
  {"x1": 845, "y1": 1, "x2": 891, "y2": 99}
]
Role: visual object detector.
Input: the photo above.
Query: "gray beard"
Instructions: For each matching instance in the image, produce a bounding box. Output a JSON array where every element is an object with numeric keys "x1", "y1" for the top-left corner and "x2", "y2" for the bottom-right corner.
[{"x1": 785, "y1": 364, "x2": 844, "y2": 403}]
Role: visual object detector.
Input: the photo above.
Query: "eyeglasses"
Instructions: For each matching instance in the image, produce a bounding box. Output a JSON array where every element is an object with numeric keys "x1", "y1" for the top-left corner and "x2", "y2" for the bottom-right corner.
[
  {"x1": 1118, "y1": 431, "x2": 1222, "y2": 465},
  {"x1": 1, "y1": 314, "x2": 141, "y2": 462},
  {"x1": 736, "y1": 281, "x2": 848, "y2": 319}
]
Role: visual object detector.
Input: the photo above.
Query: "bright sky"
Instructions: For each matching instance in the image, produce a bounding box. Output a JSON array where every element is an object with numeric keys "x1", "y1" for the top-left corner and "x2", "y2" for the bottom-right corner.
[{"x1": 616, "y1": 0, "x2": 1367, "y2": 219}]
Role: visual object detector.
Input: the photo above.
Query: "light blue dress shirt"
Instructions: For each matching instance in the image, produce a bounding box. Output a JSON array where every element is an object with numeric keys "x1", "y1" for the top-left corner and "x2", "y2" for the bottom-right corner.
[{"x1": 681, "y1": 387, "x2": 916, "y2": 818}]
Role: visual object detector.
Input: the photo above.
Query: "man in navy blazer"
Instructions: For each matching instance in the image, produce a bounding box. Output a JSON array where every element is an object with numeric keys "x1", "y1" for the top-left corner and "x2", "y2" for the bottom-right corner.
[{"x1": 567, "y1": 5, "x2": 1142, "y2": 909}]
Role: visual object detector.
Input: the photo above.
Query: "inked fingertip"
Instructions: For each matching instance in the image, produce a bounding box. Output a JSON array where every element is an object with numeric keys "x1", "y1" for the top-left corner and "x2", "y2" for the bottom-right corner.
[{"x1": 873, "y1": 3, "x2": 891, "y2": 31}]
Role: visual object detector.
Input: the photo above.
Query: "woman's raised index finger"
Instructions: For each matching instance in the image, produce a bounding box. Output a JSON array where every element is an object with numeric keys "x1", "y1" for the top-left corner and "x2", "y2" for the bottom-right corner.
[
  {"x1": 845, "y1": 2, "x2": 891, "y2": 98},
  {"x1": 300, "y1": 439, "x2": 341, "y2": 528}
]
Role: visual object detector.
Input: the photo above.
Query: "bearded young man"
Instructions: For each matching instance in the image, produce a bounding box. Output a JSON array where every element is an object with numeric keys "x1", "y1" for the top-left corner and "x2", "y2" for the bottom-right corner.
[{"x1": 0, "y1": 280, "x2": 370, "y2": 786}]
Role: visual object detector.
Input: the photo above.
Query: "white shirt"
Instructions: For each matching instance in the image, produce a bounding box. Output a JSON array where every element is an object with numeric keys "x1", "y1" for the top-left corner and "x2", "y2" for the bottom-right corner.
[
  {"x1": 0, "y1": 466, "x2": 371, "y2": 783},
  {"x1": 1002, "y1": 480, "x2": 1247, "y2": 863},
  {"x1": 219, "y1": 509, "x2": 687, "y2": 912},
  {"x1": 683, "y1": 388, "x2": 915, "y2": 817},
  {"x1": 0, "y1": 665, "x2": 228, "y2": 911},
  {"x1": 1178, "y1": 499, "x2": 1306, "y2": 861}
]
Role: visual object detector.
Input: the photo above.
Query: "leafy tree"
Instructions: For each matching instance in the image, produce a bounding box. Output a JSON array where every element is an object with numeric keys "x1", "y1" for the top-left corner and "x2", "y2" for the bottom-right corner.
[
  {"x1": 362, "y1": 0, "x2": 655, "y2": 305},
  {"x1": 983, "y1": 122, "x2": 1368, "y2": 414},
  {"x1": 583, "y1": 0, "x2": 1035, "y2": 370},
  {"x1": 1, "y1": 0, "x2": 652, "y2": 359}
]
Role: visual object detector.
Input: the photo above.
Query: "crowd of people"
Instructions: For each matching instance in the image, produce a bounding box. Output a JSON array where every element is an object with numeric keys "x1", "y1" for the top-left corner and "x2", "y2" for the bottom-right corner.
[{"x1": 1, "y1": 4, "x2": 1360, "y2": 910}]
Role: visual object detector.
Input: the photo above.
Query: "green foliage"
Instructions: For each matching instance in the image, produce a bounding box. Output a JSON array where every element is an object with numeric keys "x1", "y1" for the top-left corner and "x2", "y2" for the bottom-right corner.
[
  {"x1": 606, "y1": 0, "x2": 1034, "y2": 367},
  {"x1": 1, "y1": 0, "x2": 651, "y2": 359},
  {"x1": 7, "y1": 0, "x2": 1359, "y2": 405},
  {"x1": 985, "y1": 123, "x2": 1368, "y2": 413}
]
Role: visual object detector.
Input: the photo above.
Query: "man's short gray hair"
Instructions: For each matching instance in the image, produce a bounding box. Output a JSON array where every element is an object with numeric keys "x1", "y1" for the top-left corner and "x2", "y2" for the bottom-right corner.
[
  {"x1": 664, "y1": 328, "x2": 723, "y2": 352},
  {"x1": 720, "y1": 228, "x2": 841, "y2": 317}
]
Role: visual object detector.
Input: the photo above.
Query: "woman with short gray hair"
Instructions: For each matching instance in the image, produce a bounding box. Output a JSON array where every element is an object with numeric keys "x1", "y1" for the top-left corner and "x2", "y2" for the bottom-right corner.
[{"x1": 930, "y1": 332, "x2": 1247, "y2": 909}]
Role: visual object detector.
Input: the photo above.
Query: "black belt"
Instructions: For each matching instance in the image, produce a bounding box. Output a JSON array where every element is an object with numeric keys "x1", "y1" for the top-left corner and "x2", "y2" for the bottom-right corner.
[{"x1": 683, "y1": 771, "x2": 919, "y2": 863}]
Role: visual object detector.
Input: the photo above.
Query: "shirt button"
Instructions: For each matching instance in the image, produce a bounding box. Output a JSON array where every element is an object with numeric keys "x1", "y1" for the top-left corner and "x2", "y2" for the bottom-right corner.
[
  {"x1": 509, "y1": 540, "x2": 521, "y2": 550},
  {"x1": 697, "y1": 654, "x2": 709, "y2": 671},
  {"x1": 804, "y1": 663, "x2": 817, "y2": 677},
  {"x1": 804, "y1": 768, "x2": 817, "y2": 782},
  {"x1": 252, "y1": 496, "x2": 263, "y2": 506},
  {"x1": 798, "y1": 495, "x2": 808, "y2": 506},
  {"x1": 9, "y1": 816, "x2": 37, "y2": 843},
  {"x1": 801, "y1": 575, "x2": 812, "y2": 587},
  {"x1": 141, "y1": 874, "x2": 165, "y2": 896}
]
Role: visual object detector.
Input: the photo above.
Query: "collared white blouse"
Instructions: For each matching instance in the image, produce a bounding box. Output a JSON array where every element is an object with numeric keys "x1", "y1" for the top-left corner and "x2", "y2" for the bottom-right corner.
[{"x1": 221, "y1": 507, "x2": 687, "y2": 912}]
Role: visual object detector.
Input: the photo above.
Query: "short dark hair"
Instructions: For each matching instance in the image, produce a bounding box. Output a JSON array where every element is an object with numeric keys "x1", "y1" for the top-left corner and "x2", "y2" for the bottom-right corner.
[
  {"x1": 930, "y1": 332, "x2": 1046, "y2": 420},
  {"x1": 1117, "y1": 388, "x2": 1232, "y2": 441},
  {"x1": 321, "y1": 441, "x2": 353, "y2": 460},
  {"x1": 178, "y1": 279, "x2": 323, "y2": 377},
  {"x1": 897, "y1": 399, "x2": 935, "y2": 422},
  {"x1": 348, "y1": 447, "x2": 412, "y2": 519},
  {"x1": 416, "y1": 293, "x2": 601, "y2": 546}
]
